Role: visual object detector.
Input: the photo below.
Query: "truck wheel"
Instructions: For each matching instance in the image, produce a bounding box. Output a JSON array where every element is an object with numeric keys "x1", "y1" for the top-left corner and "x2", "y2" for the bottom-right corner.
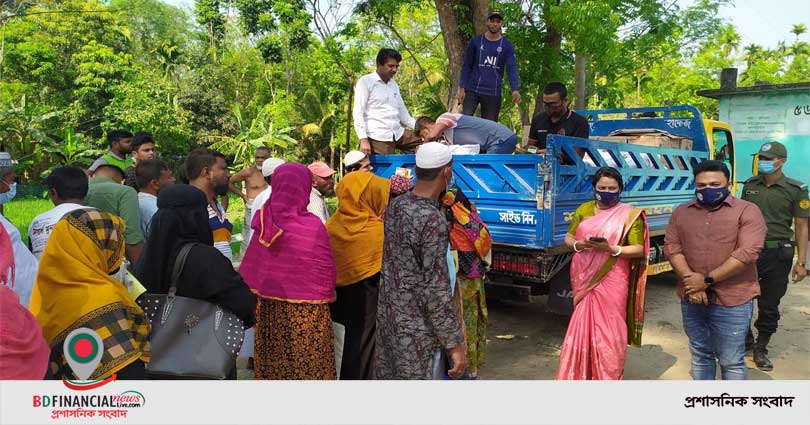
[{"x1": 545, "y1": 263, "x2": 574, "y2": 316}]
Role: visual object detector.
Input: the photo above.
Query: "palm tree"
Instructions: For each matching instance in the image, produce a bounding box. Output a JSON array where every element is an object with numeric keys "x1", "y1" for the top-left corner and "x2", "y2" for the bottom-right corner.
[
  {"x1": 207, "y1": 105, "x2": 298, "y2": 169},
  {"x1": 743, "y1": 44, "x2": 763, "y2": 68},
  {"x1": 791, "y1": 23, "x2": 807, "y2": 42},
  {"x1": 718, "y1": 26, "x2": 742, "y2": 60}
]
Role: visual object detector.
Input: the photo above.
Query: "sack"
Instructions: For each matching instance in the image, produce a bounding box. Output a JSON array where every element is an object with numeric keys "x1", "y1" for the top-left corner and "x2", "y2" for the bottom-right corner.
[{"x1": 137, "y1": 243, "x2": 245, "y2": 379}]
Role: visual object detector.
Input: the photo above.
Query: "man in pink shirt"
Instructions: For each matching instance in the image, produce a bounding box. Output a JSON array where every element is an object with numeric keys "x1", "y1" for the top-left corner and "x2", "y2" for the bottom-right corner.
[{"x1": 665, "y1": 160, "x2": 767, "y2": 380}]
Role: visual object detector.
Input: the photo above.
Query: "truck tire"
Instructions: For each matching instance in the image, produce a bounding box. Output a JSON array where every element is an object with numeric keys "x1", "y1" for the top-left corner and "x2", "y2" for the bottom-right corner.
[{"x1": 545, "y1": 263, "x2": 574, "y2": 316}]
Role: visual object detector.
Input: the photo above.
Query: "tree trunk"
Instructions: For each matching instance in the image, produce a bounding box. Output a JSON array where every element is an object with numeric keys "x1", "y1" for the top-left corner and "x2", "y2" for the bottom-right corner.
[
  {"x1": 469, "y1": 0, "x2": 488, "y2": 35},
  {"x1": 435, "y1": 0, "x2": 467, "y2": 110},
  {"x1": 574, "y1": 52, "x2": 587, "y2": 110},
  {"x1": 533, "y1": 1, "x2": 563, "y2": 118},
  {"x1": 345, "y1": 80, "x2": 354, "y2": 150}
]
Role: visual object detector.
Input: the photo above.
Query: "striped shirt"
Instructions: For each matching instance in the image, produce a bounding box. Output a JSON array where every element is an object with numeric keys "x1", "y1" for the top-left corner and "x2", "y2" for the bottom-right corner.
[
  {"x1": 307, "y1": 188, "x2": 330, "y2": 224},
  {"x1": 208, "y1": 202, "x2": 233, "y2": 261}
]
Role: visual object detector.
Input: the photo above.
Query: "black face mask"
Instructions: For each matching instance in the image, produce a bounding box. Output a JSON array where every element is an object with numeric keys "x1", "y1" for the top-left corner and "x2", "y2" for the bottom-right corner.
[
  {"x1": 594, "y1": 190, "x2": 621, "y2": 207},
  {"x1": 695, "y1": 186, "x2": 730, "y2": 209}
]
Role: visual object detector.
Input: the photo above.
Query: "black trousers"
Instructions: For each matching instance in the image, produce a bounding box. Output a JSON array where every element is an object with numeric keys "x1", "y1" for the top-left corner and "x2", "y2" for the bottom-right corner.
[
  {"x1": 329, "y1": 273, "x2": 380, "y2": 380},
  {"x1": 753, "y1": 246, "x2": 794, "y2": 337},
  {"x1": 462, "y1": 90, "x2": 502, "y2": 122}
]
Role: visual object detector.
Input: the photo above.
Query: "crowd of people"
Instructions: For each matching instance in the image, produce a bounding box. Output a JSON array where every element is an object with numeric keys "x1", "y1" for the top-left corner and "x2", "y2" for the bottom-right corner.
[{"x1": 0, "y1": 7, "x2": 807, "y2": 383}]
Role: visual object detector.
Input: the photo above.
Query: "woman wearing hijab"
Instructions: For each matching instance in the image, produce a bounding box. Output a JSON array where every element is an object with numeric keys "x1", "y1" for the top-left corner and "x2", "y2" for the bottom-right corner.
[
  {"x1": 326, "y1": 171, "x2": 390, "y2": 380},
  {"x1": 134, "y1": 184, "x2": 256, "y2": 379},
  {"x1": 0, "y1": 284, "x2": 50, "y2": 379},
  {"x1": 556, "y1": 166, "x2": 650, "y2": 380},
  {"x1": 30, "y1": 208, "x2": 151, "y2": 380},
  {"x1": 239, "y1": 163, "x2": 337, "y2": 380},
  {"x1": 441, "y1": 186, "x2": 492, "y2": 379}
]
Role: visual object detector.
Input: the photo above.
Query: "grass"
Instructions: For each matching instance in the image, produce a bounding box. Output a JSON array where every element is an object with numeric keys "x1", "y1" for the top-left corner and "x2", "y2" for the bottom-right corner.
[{"x1": 3, "y1": 197, "x2": 53, "y2": 245}]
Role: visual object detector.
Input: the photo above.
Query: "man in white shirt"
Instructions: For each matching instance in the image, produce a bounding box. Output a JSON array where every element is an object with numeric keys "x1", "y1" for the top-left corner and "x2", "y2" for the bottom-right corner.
[
  {"x1": 135, "y1": 159, "x2": 175, "y2": 239},
  {"x1": 306, "y1": 161, "x2": 336, "y2": 224},
  {"x1": 28, "y1": 166, "x2": 88, "y2": 260},
  {"x1": 353, "y1": 48, "x2": 422, "y2": 156}
]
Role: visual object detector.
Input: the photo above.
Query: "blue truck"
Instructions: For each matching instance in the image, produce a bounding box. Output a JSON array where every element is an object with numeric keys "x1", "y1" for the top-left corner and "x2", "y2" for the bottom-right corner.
[{"x1": 372, "y1": 106, "x2": 733, "y2": 314}]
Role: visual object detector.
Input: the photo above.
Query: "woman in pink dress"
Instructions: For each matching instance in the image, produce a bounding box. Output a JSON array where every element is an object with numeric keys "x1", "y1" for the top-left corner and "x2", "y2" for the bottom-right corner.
[{"x1": 556, "y1": 167, "x2": 650, "y2": 380}]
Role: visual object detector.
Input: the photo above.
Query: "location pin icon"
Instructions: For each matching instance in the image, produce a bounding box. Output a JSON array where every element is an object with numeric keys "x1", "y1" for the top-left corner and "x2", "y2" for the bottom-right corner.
[{"x1": 63, "y1": 328, "x2": 104, "y2": 380}]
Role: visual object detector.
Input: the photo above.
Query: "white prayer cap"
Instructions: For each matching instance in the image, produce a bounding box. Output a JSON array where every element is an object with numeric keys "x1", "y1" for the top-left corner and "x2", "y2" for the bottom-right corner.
[
  {"x1": 262, "y1": 157, "x2": 286, "y2": 177},
  {"x1": 415, "y1": 142, "x2": 451, "y2": 169},
  {"x1": 344, "y1": 150, "x2": 366, "y2": 168}
]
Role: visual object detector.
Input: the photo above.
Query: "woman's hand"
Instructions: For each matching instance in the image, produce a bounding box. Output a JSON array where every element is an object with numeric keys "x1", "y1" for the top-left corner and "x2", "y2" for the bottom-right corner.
[
  {"x1": 572, "y1": 239, "x2": 592, "y2": 251},
  {"x1": 589, "y1": 240, "x2": 616, "y2": 254}
]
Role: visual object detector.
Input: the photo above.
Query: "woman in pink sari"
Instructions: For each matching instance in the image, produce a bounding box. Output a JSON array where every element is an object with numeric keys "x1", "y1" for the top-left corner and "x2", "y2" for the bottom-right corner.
[{"x1": 557, "y1": 167, "x2": 650, "y2": 380}]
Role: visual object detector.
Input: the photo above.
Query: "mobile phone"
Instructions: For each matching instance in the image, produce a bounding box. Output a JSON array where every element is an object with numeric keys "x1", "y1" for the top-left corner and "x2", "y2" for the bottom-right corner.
[{"x1": 589, "y1": 236, "x2": 607, "y2": 243}]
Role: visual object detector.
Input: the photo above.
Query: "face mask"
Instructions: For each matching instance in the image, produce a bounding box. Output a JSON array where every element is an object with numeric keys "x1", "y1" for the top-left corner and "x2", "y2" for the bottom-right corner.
[
  {"x1": 758, "y1": 160, "x2": 776, "y2": 175},
  {"x1": 0, "y1": 182, "x2": 16, "y2": 204},
  {"x1": 695, "y1": 186, "x2": 730, "y2": 209},
  {"x1": 594, "y1": 190, "x2": 620, "y2": 207}
]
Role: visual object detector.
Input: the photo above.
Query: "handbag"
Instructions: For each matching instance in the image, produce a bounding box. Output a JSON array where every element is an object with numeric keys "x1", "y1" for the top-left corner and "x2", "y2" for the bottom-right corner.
[{"x1": 137, "y1": 243, "x2": 245, "y2": 379}]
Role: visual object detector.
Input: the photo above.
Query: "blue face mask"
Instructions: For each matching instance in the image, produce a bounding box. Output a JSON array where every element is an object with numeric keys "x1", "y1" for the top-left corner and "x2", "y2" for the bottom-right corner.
[
  {"x1": 594, "y1": 190, "x2": 620, "y2": 207},
  {"x1": 758, "y1": 160, "x2": 776, "y2": 175},
  {"x1": 696, "y1": 186, "x2": 730, "y2": 209},
  {"x1": 0, "y1": 182, "x2": 16, "y2": 204}
]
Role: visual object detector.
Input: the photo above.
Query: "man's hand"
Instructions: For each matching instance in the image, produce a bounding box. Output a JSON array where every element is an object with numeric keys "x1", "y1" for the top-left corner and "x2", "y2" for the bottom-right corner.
[
  {"x1": 688, "y1": 290, "x2": 709, "y2": 305},
  {"x1": 683, "y1": 273, "x2": 708, "y2": 295},
  {"x1": 512, "y1": 90, "x2": 521, "y2": 104},
  {"x1": 457, "y1": 87, "x2": 466, "y2": 105},
  {"x1": 793, "y1": 263, "x2": 807, "y2": 282},
  {"x1": 447, "y1": 345, "x2": 468, "y2": 379},
  {"x1": 359, "y1": 138, "x2": 371, "y2": 155}
]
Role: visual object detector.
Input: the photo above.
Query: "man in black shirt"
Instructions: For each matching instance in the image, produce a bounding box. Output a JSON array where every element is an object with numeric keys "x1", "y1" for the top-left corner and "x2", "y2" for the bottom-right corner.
[{"x1": 527, "y1": 82, "x2": 590, "y2": 152}]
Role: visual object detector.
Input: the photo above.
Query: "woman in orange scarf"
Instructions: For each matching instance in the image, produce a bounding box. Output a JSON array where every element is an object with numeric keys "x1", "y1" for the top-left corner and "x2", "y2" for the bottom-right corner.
[{"x1": 326, "y1": 171, "x2": 390, "y2": 380}]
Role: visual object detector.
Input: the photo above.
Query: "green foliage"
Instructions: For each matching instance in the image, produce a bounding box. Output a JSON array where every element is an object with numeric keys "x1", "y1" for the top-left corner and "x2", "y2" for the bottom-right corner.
[{"x1": 2, "y1": 0, "x2": 807, "y2": 186}]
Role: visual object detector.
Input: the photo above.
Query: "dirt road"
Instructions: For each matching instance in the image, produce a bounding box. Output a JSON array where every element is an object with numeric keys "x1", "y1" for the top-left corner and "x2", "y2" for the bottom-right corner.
[{"x1": 481, "y1": 272, "x2": 810, "y2": 380}]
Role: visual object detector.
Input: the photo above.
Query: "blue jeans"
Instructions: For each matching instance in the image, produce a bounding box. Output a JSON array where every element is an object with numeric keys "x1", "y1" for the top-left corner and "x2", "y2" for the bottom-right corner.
[
  {"x1": 681, "y1": 299, "x2": 753, "y2": 380},
  {"x1": 487, "y1": 135, "x2": 518, "y2": 154}
]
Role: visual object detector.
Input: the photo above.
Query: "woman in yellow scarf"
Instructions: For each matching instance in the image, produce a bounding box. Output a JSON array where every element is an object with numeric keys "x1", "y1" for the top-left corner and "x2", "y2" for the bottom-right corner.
[
  {"x1": 326, "y1": 171, "x2": 390, "y2": 380},
  {"x1": 30, "y1": 208, "x2": 150, "y2": 380}
]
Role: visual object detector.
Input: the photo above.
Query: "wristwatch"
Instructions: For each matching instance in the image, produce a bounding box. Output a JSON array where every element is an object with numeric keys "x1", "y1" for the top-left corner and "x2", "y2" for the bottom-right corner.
[{"x1": 704, "y1": 275, "x2": 715, "y2": 286}]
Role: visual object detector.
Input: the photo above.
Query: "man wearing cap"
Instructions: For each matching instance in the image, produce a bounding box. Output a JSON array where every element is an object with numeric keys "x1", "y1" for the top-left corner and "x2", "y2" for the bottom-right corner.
[
  {"x1": 458, "y1": 9, "x2": 520, "y2": 122},
  {"x1": 344, "y1": 150, "x2": 373, "y2": 173},
  {"x1": 229, "y1": 147, "x2": 271, "y2": 256},
  {"x1": 307, "y1": 161, "x2": 336, "y2": 224},
  {"x1": 354, "y1": 48, "x2": 421, "y2": 156},
  {"x1": 741, "y1": 141, "x2": 809, "y2": 371},
  {"x1": 415, "y1": 112, "x2": 518, "y2": 154},
  {"x1": 376, "y1": 142, "x2": 467, "y2": 380},
  {"x1": 246, "y1": 157, "x2": 286, "y2": 244}
]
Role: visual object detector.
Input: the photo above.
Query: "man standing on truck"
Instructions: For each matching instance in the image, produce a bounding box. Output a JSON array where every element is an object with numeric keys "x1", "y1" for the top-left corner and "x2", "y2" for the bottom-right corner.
[
  {"x1": 457, "y1": 9, "x2": 520, "y2": 123},
  {"x1": 741, "y1": 141, "x2": 809, "y2": 372},
  {"x1": 414, "y1": 113, "x2": 518, "y2": 154},
  {"x1": 665, "y1": 160, "x2": 766, "y2": 380},
  {"x1": 353, "y1": 48, "x2": 421, "y2": 156},
  {"x1": 527, "y1": 82, "x2": 589, "y2": 153}
]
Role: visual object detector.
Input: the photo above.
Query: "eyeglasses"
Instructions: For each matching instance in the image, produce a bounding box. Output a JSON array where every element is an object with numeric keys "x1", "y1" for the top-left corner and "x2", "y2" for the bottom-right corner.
[{"x1": 543, "y1": 101, "x2": 564, "y2": 108}]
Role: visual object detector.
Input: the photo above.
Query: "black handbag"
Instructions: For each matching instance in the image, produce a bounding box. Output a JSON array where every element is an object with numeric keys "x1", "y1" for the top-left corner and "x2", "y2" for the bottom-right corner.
[{"x1": 137, "y1": 243, "x2": 245, "y2": 379}]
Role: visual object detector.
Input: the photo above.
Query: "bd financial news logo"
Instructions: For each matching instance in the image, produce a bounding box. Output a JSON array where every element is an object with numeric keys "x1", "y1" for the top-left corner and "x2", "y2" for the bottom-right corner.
[{"x1": 32, "y1": 328, "x2": 146, "y2": 420}]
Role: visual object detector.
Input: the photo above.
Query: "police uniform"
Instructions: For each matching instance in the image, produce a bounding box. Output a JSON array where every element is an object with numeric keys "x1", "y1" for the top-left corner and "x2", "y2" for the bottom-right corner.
[{"x1": 741, "y1": 141, "x2": 810, "y2": 370}]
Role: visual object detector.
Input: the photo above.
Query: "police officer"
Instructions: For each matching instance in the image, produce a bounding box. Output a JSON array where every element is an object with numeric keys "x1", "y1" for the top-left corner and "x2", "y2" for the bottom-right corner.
[{"x1": 741, "y1": 141, "x2": 809, "y2": 371}]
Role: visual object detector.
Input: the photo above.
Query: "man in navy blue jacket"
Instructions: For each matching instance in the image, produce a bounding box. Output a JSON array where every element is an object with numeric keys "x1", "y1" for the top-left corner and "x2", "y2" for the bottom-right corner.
[{"x1": 458, "y1": 9, "x2": 521, "y2": 123}]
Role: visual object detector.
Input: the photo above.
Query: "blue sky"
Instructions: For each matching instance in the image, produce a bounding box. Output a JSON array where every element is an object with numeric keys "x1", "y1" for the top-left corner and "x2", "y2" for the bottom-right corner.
[{"x1": 164, "y1": 0, "x2": 810, "y2": 49}]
